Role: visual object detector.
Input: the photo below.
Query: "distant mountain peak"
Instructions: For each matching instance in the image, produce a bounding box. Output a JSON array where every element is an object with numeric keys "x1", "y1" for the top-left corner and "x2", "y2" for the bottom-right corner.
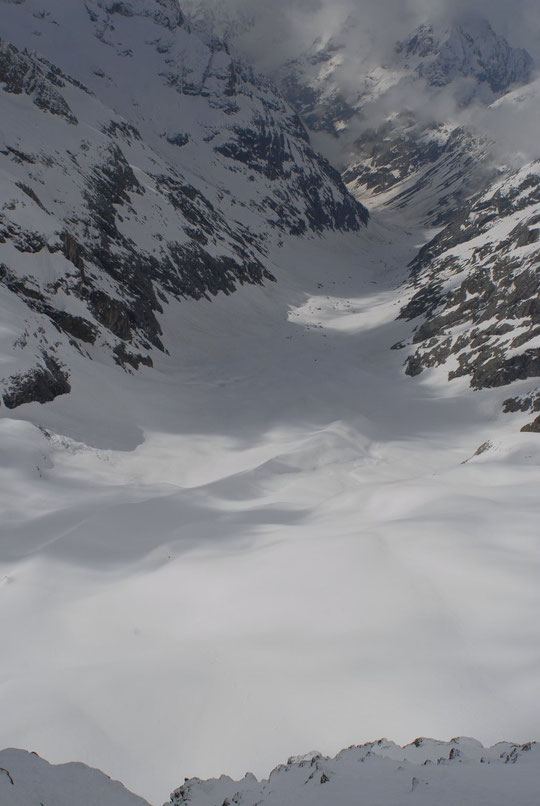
[{"x1": 396, "y1": 16, "x2": 534, "y2": 93}]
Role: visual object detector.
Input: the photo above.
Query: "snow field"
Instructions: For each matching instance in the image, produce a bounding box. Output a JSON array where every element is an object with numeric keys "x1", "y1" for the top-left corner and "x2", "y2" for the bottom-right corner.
[{"x1": 0, "y1": 231, "x2": 538, "y2": 802}]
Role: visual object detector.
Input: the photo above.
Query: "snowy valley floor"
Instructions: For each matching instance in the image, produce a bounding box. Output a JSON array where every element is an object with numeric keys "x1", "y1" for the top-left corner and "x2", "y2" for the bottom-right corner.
[{"x1": 0, "y1": 214, "x2": 539, "y2": 803}]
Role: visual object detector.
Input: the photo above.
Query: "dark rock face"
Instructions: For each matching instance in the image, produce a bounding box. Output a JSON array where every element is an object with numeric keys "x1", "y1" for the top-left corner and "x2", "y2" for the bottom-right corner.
[
  {"x1": 97, "y1": 0, "x2": 184, "y2": 29},
  {"x1": 0, "y1": 39, "x2": 79, "y2": 124},
  {"x1": 166, "y1": 133, "x2": 189, "y2": 147},
  {"x1": 278, "y1": 55, "x2": 356, "y2": 137},
  {"x1": 521, "y1": 415, "x2": 540, "y2": 433},
  {"x1": 467, "y1": 350, "x2": 540, "y2": 390},
  {"x1": 215, "y1": 114, "x2": 368, "y2": 233},
  {"x1": 344, "y1": 120, "x2": 446, "y2": 196},
  {"x1": 176, "y1": 51, "x2": 370, "y2": 233},
  {"x1": 214, "y1": 113, "x2": 367, "y2": 233},
  {"x1": 503, "y1": 391, "x2": 540, "y2": 431},
  {"x1": 503, "y1": 392, "x2": 540, "y2": 414},
  {"x1": 399, "y1": 164, "x2": 540, "y2": 393},
  {"x1": 68, "y1": 142, "x2": 276, "y2": 354},
  {"x1": 344, "y1": 122, "x2": 491, "y2": 226},
  {"x1": 2, "y1": 355, "x2": 71, "y2": 409},
  {"x1": 0, "y1": 264, "x2": 98, "y2": 345}
]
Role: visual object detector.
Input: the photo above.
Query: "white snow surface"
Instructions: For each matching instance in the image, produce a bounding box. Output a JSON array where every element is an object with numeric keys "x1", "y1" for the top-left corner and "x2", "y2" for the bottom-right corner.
[
  {"x1": 0, "y1": 224, "x2": 539, "y2": 803},
  {"x1": 0, "y1": 748, "x2": 150, "y2": 806}
]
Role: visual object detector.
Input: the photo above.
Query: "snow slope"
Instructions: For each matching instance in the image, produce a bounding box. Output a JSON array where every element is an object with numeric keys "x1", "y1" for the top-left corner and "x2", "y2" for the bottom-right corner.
[
  {"x1": 0, "y1": 748, "x2": 150, "y2": 806},
  {"x1": 1, "y1": 225, "x2": 539, "y2": 803},
  {"x1": 0, "y1": 0, "x2": 366, "y2": 406}
]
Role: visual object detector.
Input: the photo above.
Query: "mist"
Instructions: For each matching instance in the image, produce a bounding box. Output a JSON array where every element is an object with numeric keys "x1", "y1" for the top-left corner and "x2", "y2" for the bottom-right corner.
[
  {"x1": 182, "y1": 0, "x2": 540, "y2": 67},
  {"x1": 182, "y1": 0, "x2": 540, "y2": 163}
]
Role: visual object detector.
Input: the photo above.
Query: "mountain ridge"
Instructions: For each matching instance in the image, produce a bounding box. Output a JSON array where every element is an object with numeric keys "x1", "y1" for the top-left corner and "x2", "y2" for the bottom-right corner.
[{"x1": 1, "y1": 739, "x2": 539, "y2": 806}]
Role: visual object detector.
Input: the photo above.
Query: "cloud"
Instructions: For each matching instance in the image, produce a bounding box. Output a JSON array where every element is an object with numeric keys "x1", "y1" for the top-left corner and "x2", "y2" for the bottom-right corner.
[
  {"x1": 182, "y1": 0, "x2": 540, "y2": 161},
  {"x1": 183, "y1": 0, "x2": 540, "y2": 66},
  {"x1": 467, "y1": 78, "x2": 540, "y2": 163}
]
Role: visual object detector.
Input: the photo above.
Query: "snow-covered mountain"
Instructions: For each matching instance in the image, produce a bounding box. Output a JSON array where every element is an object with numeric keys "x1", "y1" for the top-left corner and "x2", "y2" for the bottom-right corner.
[
  {"x1": 276, "y1": 15, "x2": 534, "y2": 223},
  {"x1": 278, "y1": 15, "x2": 533, "y2": 134},
  {"x1": 394, "y1": 17, "x2": 533, "y2": 93},
  {"x1": 2, "y1": 740, "x2": 540, "y2": 806},
  {"x1": 0, "y1": 748, "x2": 150, "y2": 806},
  {"x1": 172, "y1": 738, "x2": 540, "y2": 806},
  {"x1": 0, "y1": 0, "x2": 366, "y2": 407},
  {"x1": 260, "y1": 11, "x2": 540, "y2": 418},
  {"x1": 1, "y1": 3, "x2": 540, "y2": 804},
  {"x1": 2, "y1": 2, "x2": 538, "y2": 418},
  {"x1": 399, "y1": 157, "x2": 540, "y2": 400},
  {"x1": 178, "y1": 6, "x2": 540, "y2": 415}
]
